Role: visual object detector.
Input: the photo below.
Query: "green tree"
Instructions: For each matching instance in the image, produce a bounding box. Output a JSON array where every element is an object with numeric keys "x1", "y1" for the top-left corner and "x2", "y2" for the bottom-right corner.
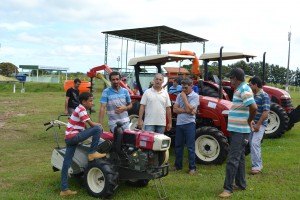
[{"x1": 0, "y1": 62, "x2": 18, "y2": 76}]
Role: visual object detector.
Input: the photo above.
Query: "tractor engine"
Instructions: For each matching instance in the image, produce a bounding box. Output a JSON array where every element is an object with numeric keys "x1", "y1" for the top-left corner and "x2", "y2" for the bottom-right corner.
[{"x1": 113, "y1": 124, "x2": 171, "y2": 171}]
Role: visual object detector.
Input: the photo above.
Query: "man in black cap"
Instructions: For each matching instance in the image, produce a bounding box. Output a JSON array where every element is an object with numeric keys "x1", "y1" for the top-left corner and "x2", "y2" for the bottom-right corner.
[{"x1": 219, "y1": 68, "x2": 257, "y2": 198}]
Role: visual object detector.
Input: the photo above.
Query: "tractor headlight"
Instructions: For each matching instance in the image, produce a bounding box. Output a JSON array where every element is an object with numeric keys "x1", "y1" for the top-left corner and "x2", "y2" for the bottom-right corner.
[
  {"x1": 161, "y1": 140, "x2": 170, "y2": 149},
  {"x1": 281, "y1": 94, "x2": 291, "y2": 99}
]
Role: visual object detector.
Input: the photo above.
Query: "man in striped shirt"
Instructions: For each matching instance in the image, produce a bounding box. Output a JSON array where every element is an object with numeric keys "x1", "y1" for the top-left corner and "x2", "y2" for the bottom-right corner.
[
  {"x1": 61, "y1": 92, "x2": 106, "y2": 197},
  {"x1": 249, "y1": 76, "x2": 270, "y2": 175},
  {"x1": 219, "y1": 68, "x2": 257, "y2": 198}
]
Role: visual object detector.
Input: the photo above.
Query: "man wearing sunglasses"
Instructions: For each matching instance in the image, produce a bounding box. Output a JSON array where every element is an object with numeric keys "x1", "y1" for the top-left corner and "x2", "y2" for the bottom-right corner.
[{"x1": 173, "y1": 78, "x2": 199, "y2": 175}]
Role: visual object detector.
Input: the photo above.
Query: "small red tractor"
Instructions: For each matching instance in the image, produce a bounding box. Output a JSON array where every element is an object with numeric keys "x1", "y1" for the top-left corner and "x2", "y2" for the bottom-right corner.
[
  {"x1": 45, "y1": 116, "x2": 170, "y2": 199},
  {"x1": 199, "y1": 47, "x2": 300, "y2": 138}
]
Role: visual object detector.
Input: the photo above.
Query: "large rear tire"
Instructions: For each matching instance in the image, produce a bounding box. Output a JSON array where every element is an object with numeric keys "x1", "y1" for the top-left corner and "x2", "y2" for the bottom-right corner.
[
  {"x1": 84, "y1": 160, "x2": 119, "y2": 198},
  {"x1": 195, "y1": 126, "x2": 229, "y2": 165},
  {"x1": 264, "y1": 103, "x2": 289, "y2": 139}
]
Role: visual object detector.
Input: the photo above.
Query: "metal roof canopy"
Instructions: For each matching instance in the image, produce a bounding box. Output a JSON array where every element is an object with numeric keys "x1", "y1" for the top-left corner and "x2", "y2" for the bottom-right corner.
[{"x1": 102, "y1": 25, "x2": 208, "y2": 71}]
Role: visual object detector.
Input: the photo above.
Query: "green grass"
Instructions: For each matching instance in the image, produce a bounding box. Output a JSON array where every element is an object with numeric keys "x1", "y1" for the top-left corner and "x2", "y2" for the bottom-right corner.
[{"x1": 0, "y1": 88, "x2": 300, "y2": 199}]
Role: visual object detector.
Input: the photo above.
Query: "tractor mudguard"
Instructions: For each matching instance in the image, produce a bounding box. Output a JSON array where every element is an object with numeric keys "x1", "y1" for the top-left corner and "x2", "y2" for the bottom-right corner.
[{"x1": 288, "y1": 105, "x2": 300, "y2": 124}]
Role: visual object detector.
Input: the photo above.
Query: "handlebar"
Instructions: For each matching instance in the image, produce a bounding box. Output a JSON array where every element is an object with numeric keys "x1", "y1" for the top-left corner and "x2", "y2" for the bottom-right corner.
[{"x1": 44, "y1": 120, "x2": 68, "y2": 131}]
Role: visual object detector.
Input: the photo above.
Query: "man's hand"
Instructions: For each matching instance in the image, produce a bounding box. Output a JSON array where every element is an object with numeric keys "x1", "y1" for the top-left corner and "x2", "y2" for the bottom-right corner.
[
  {"x1": 115, "y1": 106, "x2": 127, "y2": 114},
  {"x1": 180, "y1": 91, "x2": 187, "y2": 100},
  {"x1": 137, "y1": 119, "x2": 143, "y2": 130},
  {"x1": 166, "y1": 123, "x2": 172, "y2": 131},
  {"x1": 252, "y1": 122, "x2": 260, "y2": 132}
]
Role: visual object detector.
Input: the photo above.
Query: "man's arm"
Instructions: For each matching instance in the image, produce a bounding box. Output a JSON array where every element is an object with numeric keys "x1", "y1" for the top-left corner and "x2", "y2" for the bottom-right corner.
[
  {"x1": 173, "y1": 103, "x2": 186, "y2": 114},
  {"x1": 253, "y1": 110, "x2": 269, "y2": 132},
  {"x1": 166, "y1": 107, "x2": 172, "y2": 131},
  {"x1": 137, "y1": 104, "x2": 145, "y2": 129},
  {"x1": 99, "y1": 103, "x2": 106, "y2": 125},
  {"x1": 65, "y1": 97, "x2": 70, "y2": 114},
  {"x1": 248, "y1": 103, "x2": 258, "y2": 126},
  {"x1": 115, "y1": 102, "x2": 133, "y2": 114},
  {"x1": 180, "y1": 92, "x2": 195, "y2": 113}
]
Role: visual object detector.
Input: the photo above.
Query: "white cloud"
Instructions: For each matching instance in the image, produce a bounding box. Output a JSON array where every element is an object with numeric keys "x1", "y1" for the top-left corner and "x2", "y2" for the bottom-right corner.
[{"x1": 0, "y1": 21, "x2": 35, "y2": 31}]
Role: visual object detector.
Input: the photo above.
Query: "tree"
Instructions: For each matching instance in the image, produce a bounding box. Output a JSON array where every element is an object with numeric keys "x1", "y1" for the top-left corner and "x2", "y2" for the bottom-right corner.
[{"x1": 0, "y1": 62, "x2": 18, "y2": 76}]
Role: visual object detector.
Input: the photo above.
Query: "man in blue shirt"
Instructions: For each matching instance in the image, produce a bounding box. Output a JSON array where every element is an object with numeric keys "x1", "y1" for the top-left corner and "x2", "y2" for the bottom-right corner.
[
  {"x1": 168, "y1": 78, "x2": 182, "y2": 95},
  {"x1": 173, "y1": 78, "x2": 199, "y2": 175},
  {"x1": 99, "y1": 71, "x2": 132, "y2": 132},
  {"x1": 248, "y1": 76, "x2": 270, "y2": 175},
  {"x1": 219, "y1": 68, "x2": 257, "y2": 198}
]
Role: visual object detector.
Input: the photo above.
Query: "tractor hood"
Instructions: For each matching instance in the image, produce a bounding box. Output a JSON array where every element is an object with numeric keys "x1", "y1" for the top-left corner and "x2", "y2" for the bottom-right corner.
[
  {"x1": 262, "y1": 85, "x2": 291, "y2": 99},
  {"x1": 200, "y1": 96, "x2": 232, "y2": 113}
]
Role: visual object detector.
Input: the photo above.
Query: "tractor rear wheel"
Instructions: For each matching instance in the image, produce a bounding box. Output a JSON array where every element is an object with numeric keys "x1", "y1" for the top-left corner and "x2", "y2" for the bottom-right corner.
[
  {"x1": 264, "y1": 103, "x2": 289, "y2": 139},
  {"x1": 84, "y1": 160, "x2": 118, "y2": 198},
  {"x1": 195, "y1": 126, "x2": 229, "y2": 165}
]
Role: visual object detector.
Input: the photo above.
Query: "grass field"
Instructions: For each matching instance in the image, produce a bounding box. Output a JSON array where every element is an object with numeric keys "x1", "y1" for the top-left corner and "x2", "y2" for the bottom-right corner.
[{"x1": 0, "y1": 85, "x2": 300, "y2": 200}]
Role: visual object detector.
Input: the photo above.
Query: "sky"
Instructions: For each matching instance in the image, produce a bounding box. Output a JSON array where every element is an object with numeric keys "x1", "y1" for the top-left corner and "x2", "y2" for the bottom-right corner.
[{"x1": 1, "y1": 0, "x2": 299, "y2": 73}]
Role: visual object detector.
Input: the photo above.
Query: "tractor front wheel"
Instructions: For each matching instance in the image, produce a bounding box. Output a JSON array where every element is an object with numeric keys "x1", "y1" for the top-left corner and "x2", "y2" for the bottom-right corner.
[
  {"x1": 84, "y1": 160, "x2": 118, "y2": 198},
  {"x1": 195, "y1": 126, "x2": 229, "y2": 165}
]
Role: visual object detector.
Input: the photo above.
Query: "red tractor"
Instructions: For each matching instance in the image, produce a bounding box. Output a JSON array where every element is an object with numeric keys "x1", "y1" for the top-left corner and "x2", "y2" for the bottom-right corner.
[
  {"x1": 126, "y1": 53, "x2": 231, "y2": 165},
  {"x1": 199, "y1": 47, "x2": 300, "y2": 138}
]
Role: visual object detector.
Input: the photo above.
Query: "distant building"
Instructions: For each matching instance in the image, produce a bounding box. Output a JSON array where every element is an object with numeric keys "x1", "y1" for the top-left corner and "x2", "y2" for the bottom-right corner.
[{"x1": 19, "y1": 65, "x2": 69, "y2": 83}]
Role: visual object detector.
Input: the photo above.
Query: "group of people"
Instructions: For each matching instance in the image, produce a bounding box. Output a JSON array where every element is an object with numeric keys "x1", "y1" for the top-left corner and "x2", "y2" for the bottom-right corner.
[{"x1": 61, "y1": 68, "x2": 270, "y2": 198}]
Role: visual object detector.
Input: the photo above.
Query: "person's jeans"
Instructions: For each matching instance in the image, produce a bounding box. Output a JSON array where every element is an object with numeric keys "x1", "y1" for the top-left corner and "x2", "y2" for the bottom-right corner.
[
  {"x1": 223, "y1": 132, "x2": 249, "y2": 192},
  {"x1": 249, "y1": 125, "x2": 266, "y2": 171},
  {"x1": 174, "y1": 122, "x2": 196, "y2": 170},
  {"x1": 144, "y1": 125, "x2": 165, "y2": 134},
  {"x1": 110, "y1": 121, "x2": 130, "y2": 133},
  {"x1": 61, "y1": 126, "x2": 102, "y2": 191}
]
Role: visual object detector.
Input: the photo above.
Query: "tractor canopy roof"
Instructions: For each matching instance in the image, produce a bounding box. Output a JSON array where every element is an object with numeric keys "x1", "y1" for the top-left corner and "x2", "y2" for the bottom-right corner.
[
  {"x1": 199, "y1": 52, "x2": 256, "y2": 62},
  {"x1": 128, "y1": 54, "x2": 195, "y2": 66}
]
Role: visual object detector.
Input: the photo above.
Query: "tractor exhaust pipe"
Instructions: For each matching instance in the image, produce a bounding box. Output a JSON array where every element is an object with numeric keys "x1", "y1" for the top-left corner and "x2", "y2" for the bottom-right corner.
[
  {"x1": 262, "y1": 52, "x2": 266, "y2": 85},
  {"x1": 218, "y1": 46, "x2": 223, "y2": 99}
]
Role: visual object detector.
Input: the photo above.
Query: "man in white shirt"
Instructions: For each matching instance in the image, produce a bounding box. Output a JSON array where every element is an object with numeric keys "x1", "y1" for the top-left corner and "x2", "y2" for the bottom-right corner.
[{"x1": 137, "y1": 73, "x2": 172, "y2": 134}]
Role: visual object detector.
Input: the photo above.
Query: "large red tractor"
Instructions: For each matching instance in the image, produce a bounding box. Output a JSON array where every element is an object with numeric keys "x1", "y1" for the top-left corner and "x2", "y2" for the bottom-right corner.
[
  {"x1": 198, "y1": 47, "x2": 300, "y2": 138},
  {"x1": 126, "y1": 53, "x2": 231, "y2": 165}
]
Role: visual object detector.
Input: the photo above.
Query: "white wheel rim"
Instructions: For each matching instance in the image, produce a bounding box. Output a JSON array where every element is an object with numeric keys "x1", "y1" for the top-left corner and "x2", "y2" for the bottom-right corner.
[
  {"x1": 129, "y1": 115, "x2": 139, "y2": 130},
  {"x1": 87, "y1": 167, "x2": 105, "y2": 193},
  {"x1": 195, "y1": 135, "x2": 220, "y2": 162},
  {"x1": 265, "y1": 111, "x2": 280, "y2": 134}
]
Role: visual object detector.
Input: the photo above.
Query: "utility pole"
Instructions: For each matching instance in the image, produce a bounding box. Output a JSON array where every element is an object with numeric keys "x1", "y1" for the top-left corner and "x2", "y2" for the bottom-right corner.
[{"x1": 285, "y1": 30, "x2": 291, "y2": 91}]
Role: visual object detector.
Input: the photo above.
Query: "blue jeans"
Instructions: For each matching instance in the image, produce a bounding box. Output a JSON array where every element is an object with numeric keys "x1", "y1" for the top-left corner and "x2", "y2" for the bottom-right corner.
[
  {"x1": 61, "y1": 126, "x2": 102, "y2": 191},
  {"x1": 109, "y1": 121, "x2": 130, "y2": 133},
  {"x1": 144, "y1": 125, "x2": 165, "y2": 134},
  {"x1": 223, "y1": 132, "x2": 249, "y2": 192},
  {"x1": 249, "y1": 125, "x2": 265, "y2": 171},
  {"x1": 174, "y1": 123, "x2": 196, "y2": 170}
]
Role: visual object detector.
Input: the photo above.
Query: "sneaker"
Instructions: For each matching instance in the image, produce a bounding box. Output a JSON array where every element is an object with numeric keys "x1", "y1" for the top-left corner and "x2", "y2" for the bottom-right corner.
[
  {"x1": 88, "y1": 152, "x2": 106, "y2": 161},
  {"x1": 218, "y1": 190, "x2": 232, "y2": 198},
  {"x1": 60, "y1": 189, "x2": 77, "y2": 196},
  {"x1": 250, "y1": 170, "x2": 261, "y2": 175},
  {"x1": 188, "y1": 169, "x2": 196, "y2": 175}
]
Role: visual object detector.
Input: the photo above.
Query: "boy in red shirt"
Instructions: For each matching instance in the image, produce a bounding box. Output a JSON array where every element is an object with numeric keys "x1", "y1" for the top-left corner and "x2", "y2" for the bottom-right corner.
[{"x1": 60, "y1": 92, "x2": 106, "y2": 196}]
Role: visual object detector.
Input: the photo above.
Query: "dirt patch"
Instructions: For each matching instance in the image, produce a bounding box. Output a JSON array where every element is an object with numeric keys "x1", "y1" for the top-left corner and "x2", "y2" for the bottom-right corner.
[{"x1": 0, "y1": 122, "x2": 5, "y2": 128}]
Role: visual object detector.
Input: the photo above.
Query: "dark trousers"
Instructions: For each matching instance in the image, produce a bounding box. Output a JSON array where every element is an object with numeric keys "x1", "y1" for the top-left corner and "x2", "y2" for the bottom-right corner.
[
  {"x1": 174, "y1": 122, "x2": 196, "y2": 170},
  {"x1": 223, "y1": 132, "x2": 249, "y2": 192}
]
